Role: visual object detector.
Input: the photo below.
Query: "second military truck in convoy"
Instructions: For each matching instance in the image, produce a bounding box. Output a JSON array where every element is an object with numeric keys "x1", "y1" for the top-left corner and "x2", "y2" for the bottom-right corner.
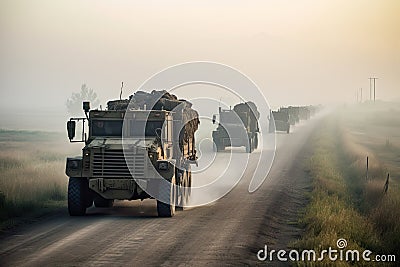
[
  {"x1": 212, "y1": 102, "x2": 260, "y2": 153},
  {"x1": 65, "y1": 90, "x2": 199, "y2": 217}
]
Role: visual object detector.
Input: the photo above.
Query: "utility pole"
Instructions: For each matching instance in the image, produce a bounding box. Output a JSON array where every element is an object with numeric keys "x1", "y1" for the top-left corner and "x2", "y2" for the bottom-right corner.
[
  {"x1": 369, "y1": 77, "x2": 378, "y2": 102},
  {"x1": 369, "y1": 78, "x2": 372, "y2": 100},
  {"x1": 360, "y1": 88, "x2": 363, "y2": 103}
]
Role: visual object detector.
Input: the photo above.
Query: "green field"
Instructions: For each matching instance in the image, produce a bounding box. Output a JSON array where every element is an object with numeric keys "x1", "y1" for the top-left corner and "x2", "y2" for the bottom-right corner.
[
  {"x1": 0, "y1": 129, "x2": 80, "y2": 229},
  {"x1": 295, "y1": 102, "x2": 400, "y2": 265}
]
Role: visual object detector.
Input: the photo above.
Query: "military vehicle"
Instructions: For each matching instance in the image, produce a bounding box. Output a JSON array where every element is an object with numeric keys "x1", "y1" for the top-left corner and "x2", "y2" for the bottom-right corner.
[
  {"x1": 288, "y1": 106, "x2": 300, "y2": 125},
  {"x1": 212, "y1": 102, "x2": 259, "y2": 153},
  {"x1": 308, "y1": 105, "x2": 318, "y2": 117},
  {"x1": 298, "y1": 106, "x2": 311, "y2": 120},
  {"x1": 269, "y1": 110, "x2": 290, "y2": 134},
  {"x1": 279, "y1": 107, "x2": 299, "y2": 125},
  {"x1": 65, "y1": 90, "x2": 199, "y2": 217}
]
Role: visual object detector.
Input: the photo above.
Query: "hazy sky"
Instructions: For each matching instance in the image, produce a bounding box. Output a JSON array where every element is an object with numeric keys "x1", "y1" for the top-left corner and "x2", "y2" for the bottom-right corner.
[{"x1": 1, "y1": 0, "x2": 399, "y2": 112}]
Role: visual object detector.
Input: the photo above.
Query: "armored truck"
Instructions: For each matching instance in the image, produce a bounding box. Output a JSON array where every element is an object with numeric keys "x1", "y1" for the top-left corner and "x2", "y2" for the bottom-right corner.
[
  {"x1": 269, "y1": 110, "x2": 290, "y2": 134},
  {"x1": 298, "y1": 106, "x2": 311, "y2": 120},
  {"x1": 212, "y1": 102, "x2": 259, "y2": 153},
  {"x1": 65, "y1": 90, "x2": 199, "y2": 217},
  {"x1": 279, "y1": 107, "x2": 299, "y2": 125}
]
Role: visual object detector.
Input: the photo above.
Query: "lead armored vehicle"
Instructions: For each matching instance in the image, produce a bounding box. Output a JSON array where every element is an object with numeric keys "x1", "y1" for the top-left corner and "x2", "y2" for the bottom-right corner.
[{"x1": 65, "y1": 90, "x2": 199, "y2": 217}]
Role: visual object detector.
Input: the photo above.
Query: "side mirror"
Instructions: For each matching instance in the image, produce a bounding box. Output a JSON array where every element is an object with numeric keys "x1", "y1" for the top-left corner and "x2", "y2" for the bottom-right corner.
[
  {"x1": 67, "y1": 120, "x2": 76, "y2": 141},
  {"x1": 212, "y1": 114, "x2": 216, "y2": 124},
  {"x1": 83, "y1": 101, "x2": 90, "y2": 113}
]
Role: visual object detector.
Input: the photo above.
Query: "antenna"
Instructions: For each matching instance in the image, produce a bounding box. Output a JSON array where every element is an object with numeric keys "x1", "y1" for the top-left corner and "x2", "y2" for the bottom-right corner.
[{"x1": 120, "y1": 82, "x2": 124, "y2": 100}]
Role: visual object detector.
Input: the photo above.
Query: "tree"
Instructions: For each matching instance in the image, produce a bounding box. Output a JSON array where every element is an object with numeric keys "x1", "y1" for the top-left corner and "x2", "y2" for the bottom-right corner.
[{"x1": 66, "y1": 84, "x2": 100, "y2": 116}]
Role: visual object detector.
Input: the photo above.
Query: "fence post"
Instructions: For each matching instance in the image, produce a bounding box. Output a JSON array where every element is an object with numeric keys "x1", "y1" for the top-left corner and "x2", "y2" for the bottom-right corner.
[
  {"x1": 366, "y1": 156, "x2": 369, "y2": 180},
  {"x1": 383, "y1": 173, "x2": 390, "y2": 194}
]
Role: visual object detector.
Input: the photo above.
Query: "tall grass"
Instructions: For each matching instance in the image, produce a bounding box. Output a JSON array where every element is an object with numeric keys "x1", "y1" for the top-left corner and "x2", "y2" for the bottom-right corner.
[
  {"x1": 0, "y1": 130, "x2": 73, "y2": 226},
  {"x1": 294, "y1": 117, "x2": 381, "y2": 266},
  {"x1": 339, "y1": 117, "x2": 400, "y2": 255},
  {"x1": 295, "y1": 111, "x2": 399, "y2": 265}
]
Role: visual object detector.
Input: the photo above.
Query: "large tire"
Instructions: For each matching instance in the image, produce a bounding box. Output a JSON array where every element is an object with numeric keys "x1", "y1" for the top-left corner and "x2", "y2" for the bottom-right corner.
[
  {"x1": 187, "y1": 165, "x2": 192, "y2": 197},
  {"x1": 213, "y1": 140, "x2": 225, "y2": 152},
  {"x1": 94, "y1": 196, "x2": 114, "y2": 208},
  {"x1": 213, "y1": 142, "x2": 217, "y2": 152},
  {"x1": 184, "y1": 169, "x2": 190, "y2": 204},
  {"x1": 176, "y1": 170, "x2": 184, "y2": 211},
  {"x1": 246, "y1": 137, "x2": 253, "y2": 153},
  {"x1": 177, "y1": 168, "x2": 190, "y2": 209},
  {"x1": 254, "y1": 133, "x2": 258, "y2": 149},
  {"x1": 68, "y1": 177, "x2": 89, "y2": 216},
  {"x1": 157, "y1": 175, "x2": 176, "y2": 217}
]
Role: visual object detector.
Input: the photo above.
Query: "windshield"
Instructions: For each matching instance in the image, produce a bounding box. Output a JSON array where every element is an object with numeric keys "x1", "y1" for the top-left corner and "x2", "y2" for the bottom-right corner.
[
  {"x1": 220, "y1": 111, "x2": 242, "y2": 125},
  {"x1": 91, "y1": 119, "x2": 165, "y2": 137},
  {"x1": 91, "y1": 120, "x2": 123, "y2": 137},
  {"x1": 130, "y1": 120, "x2": 163, "y2": 137}
]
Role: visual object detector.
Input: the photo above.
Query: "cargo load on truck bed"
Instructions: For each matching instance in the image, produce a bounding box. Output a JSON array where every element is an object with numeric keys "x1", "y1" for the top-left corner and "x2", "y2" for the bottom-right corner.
[{"x1": 107, "y1": 90, "x2": 199, "y2": 140}]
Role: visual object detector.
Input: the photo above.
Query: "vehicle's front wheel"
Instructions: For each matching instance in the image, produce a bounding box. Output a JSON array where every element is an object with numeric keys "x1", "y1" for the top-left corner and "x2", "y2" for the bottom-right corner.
[
  {"x1": 157, "y1": 175, "x2": 176, "y2": 217},
  {"x1": 246, "y1": 137, "x2": 253, "y2": 153},
  {"x1": 177, "y1": 167, "x2": 190, "y2": 210},
  {"x1": 68, "y1": 177, "x2": 89, "y2": 216},
  {"x1": 187, "y1": 165, "x2": 192, "y2": 198},
  {"x1": 213, "y1": 141, "x2": 225, "y2": 152},
  {"x1": 254, "y1": 133, "x2": 258, "y2": 149}
]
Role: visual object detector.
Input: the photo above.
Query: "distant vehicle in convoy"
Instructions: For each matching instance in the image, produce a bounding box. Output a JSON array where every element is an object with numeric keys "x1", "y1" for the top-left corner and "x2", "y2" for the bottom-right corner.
[
  {"x1": 269, "y1": 110, "x2": 290, "y2": 134},
  {"x1": 212, "y1": 102, "x2": 260, "y2": 153},
  {"x1": 278, "y1": 107, "x2": 295, "y2": 125},
  {"x1": 65, "y1": 90, "x2": 199, "y2": 217},
  {"x1": 298, "y1": 106, "x2": 311, "y2": 120},
  {"x1": 289, "y1": 106, "x2": 300, "y2": 125},
  {"x1": 269, "y1": 105, "x2": 319, "y2": 133}
]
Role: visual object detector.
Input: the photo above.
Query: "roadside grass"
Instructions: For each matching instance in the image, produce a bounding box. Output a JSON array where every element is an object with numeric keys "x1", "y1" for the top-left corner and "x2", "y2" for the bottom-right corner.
[
  {"x1": 0, "y1": 129, "x2": 78, "y2": 230},
  {"x1": 339, "y1": 104, "x2": 400, "y2": 255},
  {"x1": 294, "y1": 117, "x2": 381, "y2": 266},
  {"x1": 294, "y1": 106, "x2": 400, "y2": 265}
]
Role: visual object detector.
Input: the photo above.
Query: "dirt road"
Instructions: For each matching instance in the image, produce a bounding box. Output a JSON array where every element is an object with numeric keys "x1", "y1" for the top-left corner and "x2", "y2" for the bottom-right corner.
[{"x1": 0, "y1": 118, "x2": 318, "y2": 267}]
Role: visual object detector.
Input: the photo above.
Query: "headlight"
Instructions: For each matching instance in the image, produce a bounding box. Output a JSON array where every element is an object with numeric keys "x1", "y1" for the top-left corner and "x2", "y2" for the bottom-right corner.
[
  {"x1": 158, "y1": 161, "x2": 169, "y2": 170},
  {"x1": 67, "y1": 160, "x2": 79, "y2": 170}
]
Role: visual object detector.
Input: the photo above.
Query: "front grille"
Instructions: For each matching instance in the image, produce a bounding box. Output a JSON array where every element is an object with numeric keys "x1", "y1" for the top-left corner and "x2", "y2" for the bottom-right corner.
[{"x1": 92, "y1": 149, "x2": 146, "y2": 178}]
